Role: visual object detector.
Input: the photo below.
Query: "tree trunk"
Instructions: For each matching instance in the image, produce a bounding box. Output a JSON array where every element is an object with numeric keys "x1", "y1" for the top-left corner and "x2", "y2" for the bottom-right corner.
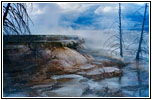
[
  {"x1": 3, "y1": 3, "x2": 11, "y2": 24},
  {"x1": 136, "y1": 3, "x2": 147, "y2": 60},
  {"x1": 119, "y1": 3, "x2": 123, "y2": 57}
]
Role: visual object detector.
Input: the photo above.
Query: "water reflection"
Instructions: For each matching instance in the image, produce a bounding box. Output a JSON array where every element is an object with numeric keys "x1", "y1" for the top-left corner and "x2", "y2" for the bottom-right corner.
[
  {"x1": 136, "y1": 61, "x2": 142, "y2": 97},
  {"x1": 119, "y1": 60, "x2": 149, "y2": 97}
]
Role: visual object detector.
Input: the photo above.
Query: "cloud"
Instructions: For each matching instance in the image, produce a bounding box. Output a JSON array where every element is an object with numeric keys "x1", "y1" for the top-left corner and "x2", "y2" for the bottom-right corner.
[
  {"x1": 27, "y1": 3, "x2": 149, "y2": 35},
  {"x1": 135, "y1": 2, "x2": 146, "y2": 6},
  {"x1": 56, "y1": 3, "x2": 90, "y2": 13},
  {"x1": 95, "y1": 6, "x2": 117, "y2": 14},
  {"x1": 103, "y1": 6, "x2": 113, "y2": 12}
]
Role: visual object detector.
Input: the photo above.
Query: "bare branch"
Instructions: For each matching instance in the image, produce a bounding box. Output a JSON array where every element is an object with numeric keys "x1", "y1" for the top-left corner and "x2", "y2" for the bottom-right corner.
[{"x1": 3, "y1": 3, "x2": 32, "y2": 35}]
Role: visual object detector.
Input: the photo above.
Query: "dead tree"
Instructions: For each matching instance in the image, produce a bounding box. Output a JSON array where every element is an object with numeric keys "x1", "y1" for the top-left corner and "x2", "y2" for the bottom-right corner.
[
  {"x1": 103, "y1": 3, "x2": 124, "y2": 57},
  {"x1": 119, "y1": 3, "x2": 123, "y2": 57},
  {"x1": 3, "y1": 3, "x2": 40, "y2": 61},
  {"x1": 3, "y1": 3, "x2": 34, "y2": 46},
  {"x1": 136, "y1": 3, "x2": 148, "y2": 60},
  {"x1": 3, "y1": 3, "x2": 32, "y2": 35}
]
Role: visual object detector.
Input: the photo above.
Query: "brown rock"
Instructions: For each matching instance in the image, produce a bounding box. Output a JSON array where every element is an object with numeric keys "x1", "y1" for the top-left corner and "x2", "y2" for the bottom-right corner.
[
  {"x1": 52, "y1": 47, "x2": 87, "y2": 66},
  {"x1": 39, "y1": 49, "x2": 52, "y2": 60},
  {"x1": 102, "y1": 60, "x2": 126, "y2": 67},
  {"x1": 79, "y1": 67, "x2": 122, "y2": 80}
]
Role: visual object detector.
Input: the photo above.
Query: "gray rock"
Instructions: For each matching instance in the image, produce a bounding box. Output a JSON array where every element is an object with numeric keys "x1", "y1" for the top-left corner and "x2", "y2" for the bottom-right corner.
[
  {"x1": 45, "y1": 86, "x2": 83, "y2": 97},
  {"x1": 79, "y1": 64, "x2": 96, "y2": 70},
  {"x1": 45, "y1": 74, "x2": 88, "y2": 97}
]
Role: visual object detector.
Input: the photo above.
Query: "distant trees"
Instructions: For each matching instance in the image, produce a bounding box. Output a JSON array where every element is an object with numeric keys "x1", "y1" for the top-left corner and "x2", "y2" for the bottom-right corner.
[
  {"x1": 3, "y1": 3, "x2": 32, "y2": 35},
  {"x1": 136, "y1": 3, "x2": 148, "y2": 60}
]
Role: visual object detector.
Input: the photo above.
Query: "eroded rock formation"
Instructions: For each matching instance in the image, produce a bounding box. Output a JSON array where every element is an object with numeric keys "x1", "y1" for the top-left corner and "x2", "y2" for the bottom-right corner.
[{"x1": 3, "y1": 35, "x2": 124, "y2": 95}]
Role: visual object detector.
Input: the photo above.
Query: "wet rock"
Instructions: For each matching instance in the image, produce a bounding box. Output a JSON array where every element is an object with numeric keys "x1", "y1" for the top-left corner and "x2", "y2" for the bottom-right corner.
[
  {"x1": 45, "y1": 86, "x2": 83, "y2": 97},
  {"x1": 79, "y1": 67, "x2": 122, "y2": 80},
  {"x1": 79, "y1": 64, "x2": 96, "y2": 70},
  {"x1": 91, "y1": 62, "x2": 104, "y2": 68},
  {"x1": 103, "y1": 67, "x2": 123, "y2": 77},
  {"x1": 4, "y1": 45, "x2": 29, "y2": 53},
  {"x1": 82, "y1": 94, "x2": 98, "y2": 97},
  {"x1": 87, "y1": 68, "x2": 103, "y2": 76},
  {"x1": 43, "y1": 74, "x2": 88, "y2": 97},
  {"x1": 3, "y1": 35, "x2": 129, "y2": 97},
  {"x1": 40, "y1": 47, "x2": 88, "y2": 74},
  {"x1": 3, "y1": 36, "x2": 90, "y2": 82},
  {"x1": 51, "y1": 74, "x2": 84, "y2": 80},
  {"x1": 45, "y1": 40, "x2": 78, "y2": 48},
  {"x1": 28, "y1": 79, "x2": 55, "y2": 89},
  {"x1": 62, "y1": 67, "x2": 80, "y2": 74},
  {"x1": 52, "y1": 47, "x2": 87, "y2": 66},
  {"x1": 83, "y1": 54, "x2": 95, "y2": 61},
  {"x1": 28, "y1": 79, "x2": 55, "y2": 86},
  {"x1": 4, "y1": 45, "x2": 29, "y2": 63},
  {"x1": 76, "y1": 44, "x2": 87, "y2": 50},
  {"x1": 56, "y1": 78, "x2": 74, "y2": 83},
  {"x1": 38, "y1": 49, "x2": 52, "y2": 60},
  {"x1": 4, "y1": 35, "x2": 85, "y2": 50},
  {"x1": 31, "y1": 83, "x2": 54, "y2": 89},
  {"x1": 84, "y1": 68, "x2": 104, "y2": 80},
  {"x1": 77, "y1": 71, "x2": 88, "y2": 75},
  {"x1": 30, "y1": 72, "x2": 48, "y2": 82},
  {"x1": 102, "y1": 60, "x2": 126, "y2": 67},
  {"x1": 29, "y1": 46, "x2": 89, "y2": 81}
]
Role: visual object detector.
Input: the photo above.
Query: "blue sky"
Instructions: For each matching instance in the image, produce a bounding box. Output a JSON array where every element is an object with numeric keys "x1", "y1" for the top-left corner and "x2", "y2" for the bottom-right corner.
[{"x1": 27, "y1": 3, "x2": 149, "y2": 34}]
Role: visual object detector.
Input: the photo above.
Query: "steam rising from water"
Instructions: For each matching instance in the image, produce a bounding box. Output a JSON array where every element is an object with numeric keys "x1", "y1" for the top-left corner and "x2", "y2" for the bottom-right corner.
[
  {"x1": 33, "y1": 28, "x2": 149, "y2": 61},
  {"x1": 33, "y1": 29, "x2": 118, "y2": 50}
]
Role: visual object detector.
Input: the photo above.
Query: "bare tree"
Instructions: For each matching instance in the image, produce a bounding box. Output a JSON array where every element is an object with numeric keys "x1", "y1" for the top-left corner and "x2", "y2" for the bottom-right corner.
[
  {"x1": 103, "y1": 3, "x2": 124, "y2": 57},
  {"x1": 136, "y1": 3, "x2": 148, "y2": 60},
  {"x1": 3, "y1": 3, "x2": 32, "y2": 35},
  {"x1": 119, "y1": 3, "x2": 123, "y2": 57},
  {"x1": 3, "y1": 3, "x2": 38, "y2": 61}
]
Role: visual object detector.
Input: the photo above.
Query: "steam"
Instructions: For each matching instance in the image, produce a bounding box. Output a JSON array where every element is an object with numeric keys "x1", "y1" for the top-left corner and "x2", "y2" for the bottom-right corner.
[{"x1": 27, "y1": 3, "x2": 149, "y2": 59}]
